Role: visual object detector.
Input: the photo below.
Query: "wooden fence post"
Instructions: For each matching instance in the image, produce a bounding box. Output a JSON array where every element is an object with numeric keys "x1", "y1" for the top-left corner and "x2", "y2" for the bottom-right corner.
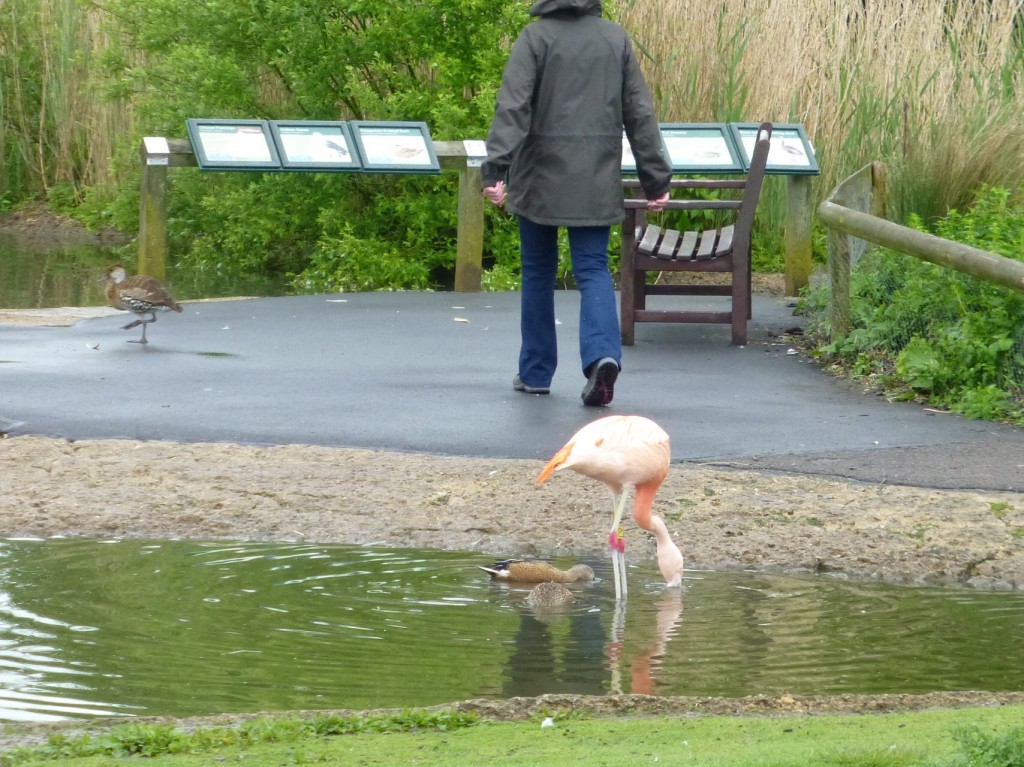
[
  {"x1": 138, "y1": 139, "x2": 170, "y2": 281},
  {"x1": 138, "y1": 138, "x2": 197, "y2": 280},
  {"x1": 784, "y1": 175, "x2": 813, "y2": 295},
  {"x1": 827, "y1": 227, "x2": 850, "y2": 338},
  {"x1": 455, "y1": 164, "x2": 485, "y2": 292}
]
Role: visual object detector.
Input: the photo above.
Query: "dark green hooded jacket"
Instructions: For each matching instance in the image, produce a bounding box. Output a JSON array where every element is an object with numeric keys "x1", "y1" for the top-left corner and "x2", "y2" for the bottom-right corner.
[{"x1": 482, "y1": 0, "x2": 671, "y2": 226}]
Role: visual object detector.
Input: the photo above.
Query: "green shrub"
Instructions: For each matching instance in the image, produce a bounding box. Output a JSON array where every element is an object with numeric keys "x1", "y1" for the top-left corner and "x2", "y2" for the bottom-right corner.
[
  {"x1": 293, "y1": 226, "x2": 433, "y2": 292},
  {"x1": 807, "y1": 185, "x2": 1024, "y2": 423},
  {"x1": 949, "y1": 725, "x2": 1024, "y2": 766},
  {"x1": 82, "y1": 0, "x2": 529, "y2": 290}
]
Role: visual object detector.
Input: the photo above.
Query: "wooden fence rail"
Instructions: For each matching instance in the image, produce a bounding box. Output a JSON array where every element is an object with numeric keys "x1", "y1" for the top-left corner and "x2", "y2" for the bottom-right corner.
[
  {"x1": 818, "y1": 162, "x2": 1024, "y2": 338},
  {"x1": 139, "y1": 137, "x2": 814, "y2": 293}
]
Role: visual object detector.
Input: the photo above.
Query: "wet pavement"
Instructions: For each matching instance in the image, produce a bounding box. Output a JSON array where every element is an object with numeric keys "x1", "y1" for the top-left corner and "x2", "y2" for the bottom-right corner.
[{"x1": 2, "y1": 290, "x2": 1022, "y2": 491}]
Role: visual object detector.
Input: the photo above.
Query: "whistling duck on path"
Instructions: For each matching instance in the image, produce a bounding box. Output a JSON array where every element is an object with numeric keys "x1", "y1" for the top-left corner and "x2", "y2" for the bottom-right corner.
[{"x1": 100, "y1": 264, "x2": 182, "y2": 344}]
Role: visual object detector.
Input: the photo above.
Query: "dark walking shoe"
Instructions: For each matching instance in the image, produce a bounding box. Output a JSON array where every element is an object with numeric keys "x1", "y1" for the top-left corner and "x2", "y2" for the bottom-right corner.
[
  {"x1": 513, "y1": 375, "x2": 550, "y2": 395},
  {"x1": 581, "y1": 358, "x2": 618, "y2": 406}
]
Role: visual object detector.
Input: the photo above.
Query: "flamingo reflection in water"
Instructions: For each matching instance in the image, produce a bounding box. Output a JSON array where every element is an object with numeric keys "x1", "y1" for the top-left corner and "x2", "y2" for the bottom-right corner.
[{"x1": 607, "y1": 590, "x2": 684, "y2": 695}]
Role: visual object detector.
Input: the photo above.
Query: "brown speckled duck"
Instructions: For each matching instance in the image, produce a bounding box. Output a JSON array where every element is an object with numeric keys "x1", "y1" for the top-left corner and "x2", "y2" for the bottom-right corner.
[
  {"x1": 525, "y1": 581, "x2": 576, "y2": 608},
  {"x1": 477, "y1": 559, "x2": 595, "y2": 584},
  {"x1": 101, "y1": 264, "x2": 182, "y2": 344}
]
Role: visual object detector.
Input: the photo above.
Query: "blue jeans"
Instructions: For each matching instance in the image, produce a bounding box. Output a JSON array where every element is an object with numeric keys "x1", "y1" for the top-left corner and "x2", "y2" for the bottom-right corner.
[{"x1": 517, "y1": 216, "x2": 622, "y2": 388}]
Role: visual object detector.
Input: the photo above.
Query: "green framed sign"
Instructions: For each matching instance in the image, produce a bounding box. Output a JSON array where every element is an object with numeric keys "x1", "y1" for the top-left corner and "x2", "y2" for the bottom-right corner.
[
  {"x1": 620, "y1": 130, "x2": 669, "y2": 176},
  {"x1": 660, "y1": 123, "x2": 744, "y2": 173},
  {"x1": 349, "y1": 121, "x2": 441, "y2": 173},
  {"x1": 729, "y1": 122, "x2": 819, "y2": 175},
  {"x1": 269, "y1": 121, "x2": 361, "y2": 171},
  {"x1": 186, "y1": 119, "x2": 281, "y2": 170}
]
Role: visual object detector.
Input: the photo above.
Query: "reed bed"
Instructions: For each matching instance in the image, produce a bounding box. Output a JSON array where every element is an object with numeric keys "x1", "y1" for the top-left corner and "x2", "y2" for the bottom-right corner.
[
  {"x1": 0, "y1": 0, "x2": 130, "y2": 205},
  {"x1": 616, "y1": 0, "x2": 1024, "y2": 221},
  {"x1": 3, "y1": 0, "x2": 1021, "y2": 243}
]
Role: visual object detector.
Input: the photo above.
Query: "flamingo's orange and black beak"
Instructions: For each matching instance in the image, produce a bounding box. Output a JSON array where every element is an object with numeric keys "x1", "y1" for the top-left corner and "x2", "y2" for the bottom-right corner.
[{"x1": 536, "y1": 441, "x2": 574, "y2": 485}]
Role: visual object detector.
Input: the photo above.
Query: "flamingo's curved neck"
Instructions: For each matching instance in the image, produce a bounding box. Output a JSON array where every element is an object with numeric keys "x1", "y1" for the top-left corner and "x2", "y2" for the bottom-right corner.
[
  {"x1": 632, "y1": 483, "x2": 657, "y2": 531},
  {"x1": 635, "y1": 492, "x2": 684, "y2": 587},
  {"x1": 646, "y1": 514, "x2": 674, "y2": 548}
]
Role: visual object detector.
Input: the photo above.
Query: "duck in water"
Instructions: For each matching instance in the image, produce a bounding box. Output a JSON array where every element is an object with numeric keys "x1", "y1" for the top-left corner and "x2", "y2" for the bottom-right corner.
[
  {"x1": 525, "y1": 581, "x2": 576, "y2": 608},
  {"x1": 478, "y1": 559, "x2": 594, "y2": 584}
]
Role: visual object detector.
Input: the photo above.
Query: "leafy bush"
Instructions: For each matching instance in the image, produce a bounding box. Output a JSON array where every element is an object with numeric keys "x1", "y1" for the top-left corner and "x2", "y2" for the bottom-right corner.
[
  {"x1": 294, "y1": 227, "x2": 433, "y2": 292},
  {"x1": 949, "y1": 725, "x2": 1024, "y2": 766},
  {"x1": 806, "y1": 185, "x2": 1024, "y2": 422},
  {"x1": 88, "y1": 0, "x2": 530, "y2": 291}
]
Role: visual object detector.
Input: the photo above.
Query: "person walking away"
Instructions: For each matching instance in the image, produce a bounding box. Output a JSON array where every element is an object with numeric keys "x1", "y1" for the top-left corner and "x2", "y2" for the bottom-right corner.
[{"x1": 482, "y1": 0, "x2": 671, "y2": 407}]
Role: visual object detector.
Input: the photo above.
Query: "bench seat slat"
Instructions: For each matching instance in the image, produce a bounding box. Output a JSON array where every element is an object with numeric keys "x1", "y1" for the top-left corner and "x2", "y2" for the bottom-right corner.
[
  {"x1": 715, "y1": 225, "x2": 734, "y2": 255},
  {"x1": 637, "y1": 225, "x2": 661, "y2": 255},
  {"x1": 677, "y1": 230, "x2": 699, "y2": 259},
  {"x1": 695, "y1": 229, "x2": 718, "y2": 259},
  {"x1": 655, "y1": 228, "x2": 679, "y2": 258}
]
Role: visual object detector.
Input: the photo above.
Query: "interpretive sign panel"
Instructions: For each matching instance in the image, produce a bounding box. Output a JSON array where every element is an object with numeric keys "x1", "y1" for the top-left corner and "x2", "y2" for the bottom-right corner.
[
  {"x1": 729, "y1": 123, "x2": 819, "y2": 175},
  {"x1": 660, "y1": 123, "x2": 743, "y2": 173},
  {"x1": 348, "y1": 121, "x2": 441, "y2": 173},
  {"x1": 186, "y1": 119, "x2": 281, "y2": 170},
  {"x1": 620, "y1": 131, "x2": 670, "y2": 175},
  {"x1": 269, "y1": 121, "x2": 361, "y2": 170}
]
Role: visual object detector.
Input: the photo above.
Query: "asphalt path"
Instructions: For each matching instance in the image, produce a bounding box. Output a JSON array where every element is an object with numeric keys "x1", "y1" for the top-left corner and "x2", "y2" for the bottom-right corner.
[{"x1": 2, "y1": 290, "x2": 1022, "y2": 492}]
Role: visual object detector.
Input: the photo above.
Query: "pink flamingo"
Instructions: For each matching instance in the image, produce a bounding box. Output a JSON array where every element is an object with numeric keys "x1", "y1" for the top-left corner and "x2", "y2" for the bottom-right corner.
[{"x1": 537, "y1": 415, "x2": 683, "y2": 600}]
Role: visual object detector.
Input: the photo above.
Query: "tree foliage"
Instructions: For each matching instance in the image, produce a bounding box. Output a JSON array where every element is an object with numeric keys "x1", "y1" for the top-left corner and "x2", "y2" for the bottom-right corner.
[{"x1": 93, "y1": 0, "x2": 529, "y2": 288}]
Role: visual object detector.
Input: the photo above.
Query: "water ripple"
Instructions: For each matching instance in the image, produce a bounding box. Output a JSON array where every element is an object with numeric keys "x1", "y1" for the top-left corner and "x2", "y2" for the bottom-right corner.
[{"x1": 0, "y1": 538, "x2": 1022, "y2": 722}]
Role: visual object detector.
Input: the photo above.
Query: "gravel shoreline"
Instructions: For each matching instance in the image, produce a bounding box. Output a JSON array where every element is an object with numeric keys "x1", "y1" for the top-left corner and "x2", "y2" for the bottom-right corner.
[{"x1": 2, "y1": 435, "x2": 1022, "y2": 590}]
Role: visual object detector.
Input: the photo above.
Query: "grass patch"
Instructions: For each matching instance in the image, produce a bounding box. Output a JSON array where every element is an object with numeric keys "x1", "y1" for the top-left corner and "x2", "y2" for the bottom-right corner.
[
  {"x1": 4, "y1": 705, "x2": 1024, "y2": 767},
  {"x1": 989, "y1": 502, "x2": 1012, "y2": 518}
]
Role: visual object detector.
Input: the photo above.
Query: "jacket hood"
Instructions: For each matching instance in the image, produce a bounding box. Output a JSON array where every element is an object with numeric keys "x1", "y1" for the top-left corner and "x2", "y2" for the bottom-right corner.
[{"x1": 528, "y1": 0, "x2": 601, "y2": 17}]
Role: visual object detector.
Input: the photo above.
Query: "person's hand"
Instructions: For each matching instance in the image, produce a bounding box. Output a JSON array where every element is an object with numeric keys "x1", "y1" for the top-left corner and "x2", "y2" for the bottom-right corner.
[
  {"x1": 482, "y1": 180, "x2": 507, "y2": 207},
  {"x1": 646, "y1": 192, "x2": 670, "y2": 212}
]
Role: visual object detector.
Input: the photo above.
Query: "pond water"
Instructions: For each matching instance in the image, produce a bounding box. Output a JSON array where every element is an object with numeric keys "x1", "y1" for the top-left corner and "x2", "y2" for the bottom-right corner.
[
  {"x1": 0, "y1": 237, "x2": 286, "y2": 310},
  {"x1": 2, "y1": 538, "x2": 1023, "y2": 723}
]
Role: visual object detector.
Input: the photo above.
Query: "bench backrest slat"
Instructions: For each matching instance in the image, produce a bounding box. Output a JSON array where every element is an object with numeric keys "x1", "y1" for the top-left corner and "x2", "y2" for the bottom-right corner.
[{"x1": 619, "y1": 121, "x2": 773, "y2": 347}]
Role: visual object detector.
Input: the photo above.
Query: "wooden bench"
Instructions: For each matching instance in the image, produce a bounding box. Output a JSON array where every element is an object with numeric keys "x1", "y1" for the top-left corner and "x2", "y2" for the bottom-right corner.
[{"x1": 620, "y1": 121, "x2": 773, "y2": 346}]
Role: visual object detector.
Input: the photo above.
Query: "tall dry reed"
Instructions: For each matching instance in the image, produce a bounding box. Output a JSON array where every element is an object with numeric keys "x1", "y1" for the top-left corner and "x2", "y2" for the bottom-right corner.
[
  {"x1": 0, "y1": 0, "x2": 131, "y2": 204},
  {"x1": 616, "y1": 0, "x2": 1024, "y2": 220}
]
